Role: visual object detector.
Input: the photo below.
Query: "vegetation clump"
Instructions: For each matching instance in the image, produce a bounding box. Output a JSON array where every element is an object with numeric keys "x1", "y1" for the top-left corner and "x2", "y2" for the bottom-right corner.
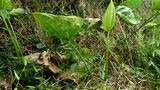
[{"x1": 0, "y1": 0, "x2": 160, "y2": 89}]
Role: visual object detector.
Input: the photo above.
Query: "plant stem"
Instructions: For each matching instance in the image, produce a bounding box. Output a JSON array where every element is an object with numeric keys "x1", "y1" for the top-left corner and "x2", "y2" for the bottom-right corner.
[
  {"x1": 68, "y1": 41, "x2": 92, "y2": 75},
  {"x1": 117, "y1": 16, "x2": 133, "y2": 66},
  {"x1": 103, "y1": 31, "x2": 110, "y2": 80},
  {"x1": 134, "y1": 11, "x2": 160, "y2": 34},
  {"x1": 1, "y1": 13, "x2": 22, "y2": 59}
]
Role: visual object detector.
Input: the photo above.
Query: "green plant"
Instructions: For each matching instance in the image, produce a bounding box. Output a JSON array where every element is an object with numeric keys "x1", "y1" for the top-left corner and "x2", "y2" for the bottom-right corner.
[
  {"x1": 0, "y1": 0, "x2": 24, "y2": 58},
  {"x1": 33, "y1": 12, "x2": 98, "y2": 75},
  {"x1": 151, "y1": 0, "x2": 160, "y2": 10},
  {"x1": 121, "y1": 0, "x2": 142, "y2": 9},
  {"x1": 1, "y1": 0, "x2": 160, "y2": 89},
  {"x1": 102, "y1": 0, "x2": 116, "y2": 80}
]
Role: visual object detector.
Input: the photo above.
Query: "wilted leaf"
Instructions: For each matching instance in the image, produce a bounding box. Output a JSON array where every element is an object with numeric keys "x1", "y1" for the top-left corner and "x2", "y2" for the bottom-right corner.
[
  {"x1": 33, "y1": 12, "x2": 83, "y2": 40},
  {"x1": 58, "y1": 61, "x2": 93, "y2": 84},
  {"x1": 59, "y1": 71, "x2": 79, "y2": 84},
  {"x1": 116, "y1": 5, "x2": 142, "y2": 24},
  {"x1": 9, "y1": 8, "x2": 25, "y2": 16},
  {"x1": 151, "y1": 0, "x2": 160, "y2": 10},
  {"x1": 0, "y1": 0, "x2": 12, "y2": 10},
  {"x1": 102, "y1": 0, "x2": 116, "y2": 31},
  {"x1": 121, "y1": 0, "x2": 142, "y2": 9},
  {"x1": 0, "y1": 76, "x2": 11, "y2": 90},
  {"x1": 24, "y1": 51, "x2": 61, "y2": 73}
]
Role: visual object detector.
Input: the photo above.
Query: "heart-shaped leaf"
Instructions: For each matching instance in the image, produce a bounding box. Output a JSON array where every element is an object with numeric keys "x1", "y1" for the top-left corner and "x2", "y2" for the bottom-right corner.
[
  {"x1": 0, "y1": 0, "x2": 12, "y2": 10},
  {"x1": 102, "y1": 0, "x2": 116, "y2": 31},
  {"x1": 33, "y1": 12, "x2": 83, "y2": 40},
  {"x1": 116, "y1": 5, "x2": 142, "y2": 24},
  {"x1": 151, "y1": 0, "x2": 160, "y2": 10}
]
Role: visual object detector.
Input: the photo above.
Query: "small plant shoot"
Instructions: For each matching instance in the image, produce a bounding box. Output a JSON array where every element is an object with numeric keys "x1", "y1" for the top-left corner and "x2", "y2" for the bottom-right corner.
[
  {"x1": 102, "y1": 0, "x2": 116, "y2": 80},
  {"x1": 102, "y1": 0, "x2": 116, "y2": 31}
]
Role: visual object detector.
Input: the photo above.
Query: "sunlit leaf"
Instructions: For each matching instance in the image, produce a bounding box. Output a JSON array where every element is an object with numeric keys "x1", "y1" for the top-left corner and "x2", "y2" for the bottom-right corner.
[
  {"x1": 23, "y1": 58, "x2": 28, "y2": 66},
  {"x1": 0, "y1": 0, "x2": 12, "y2": 10},
  {"x1": 9, "y1": 8, "x2": 25, "y2": 16},
  {"x1": 102, "y1": 0, "x2": 116, "y2": 31},
  {"x1": 79, "y1": 18, "x2": 101, "y2": 35},
  {"x1": 116, "y1": 5, "x2": 142, "y2": 24},
  {"x1": 145, "y1": 22, "x2": 160, "y2": 29},
  {"x1": 33, "y1": 12, "x2": 83, "y2": 40},
  {"x1": 121, "y1": 0, "x2": 142, "y2": 9},
  {"x1": 151, "y1": 0, "x2": 160, "y2": 10},
  {"x1": 14, "y1": 70, "x2": 20, "y2": 80},
  {"x1": 86, "y1": 18, "x2": 101, "y2": 29}
]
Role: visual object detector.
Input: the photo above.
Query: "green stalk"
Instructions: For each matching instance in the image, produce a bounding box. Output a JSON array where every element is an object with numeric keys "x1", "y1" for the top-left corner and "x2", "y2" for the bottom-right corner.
[
  {"x1": 103, "y1": 31, "x2": 110, "y2": 80},
  {"x1": 1, "y1": 13, "x2": 22, "y2": 59},
  {"x1": 8, "y1": 18, "x2": 22, "y2": 57},
  {"x1": 68, "y1": 41, "x2": 92, "y2": 75}
]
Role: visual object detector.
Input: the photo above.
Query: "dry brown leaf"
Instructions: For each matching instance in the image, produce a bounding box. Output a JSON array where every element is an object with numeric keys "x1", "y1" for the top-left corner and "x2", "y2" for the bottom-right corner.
[
  {"x1": 24, "y1": 51, "x2": 61, "y2": 74},
  {"x1": 59, "y1": 71, "x2": 79, "y2": 84},
  {"x1": 56, "y1": 52, "x2": 68, "y2": 62},
  {"x1": 0, "y1": 76, "x2": 11, "y2": 90}
]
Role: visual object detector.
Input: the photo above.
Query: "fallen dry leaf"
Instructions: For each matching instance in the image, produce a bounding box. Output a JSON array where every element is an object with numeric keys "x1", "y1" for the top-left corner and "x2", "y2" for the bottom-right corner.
[
  {"x1": 24, "y1": 51, "x2": 61, "y2": 74},
  {"x1": 58, "y1": 71, "x2": 79, "y2": 84},
  {"x1": 0, "y1": 76, "x2": 11, "y2": 90}
]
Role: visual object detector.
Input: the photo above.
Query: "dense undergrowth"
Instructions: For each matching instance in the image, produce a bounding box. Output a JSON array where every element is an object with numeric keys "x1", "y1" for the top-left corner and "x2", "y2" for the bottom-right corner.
[{"x1": 0, "y1": 0, "x2": 160, "y2": 89}]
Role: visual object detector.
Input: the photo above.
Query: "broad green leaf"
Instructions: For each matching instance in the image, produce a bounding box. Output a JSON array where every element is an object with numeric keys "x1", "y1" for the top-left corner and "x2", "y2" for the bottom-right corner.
[
  {"x1": 121, "y1": 0, "x2": 142, "y2": 9},
  {"x1": 9, "y1": 8, "x2": 25, "y2": 16},
  {"x1": 33, "y1": 12, "x2": 83, "y2": 40},
  {"x1": 151, "y1": 0, "x2": 160, "y2": 10},
  {"x1": 116, "y1": 6, "x2": 142, "y2": 24},
  {"x1": 102, "y1": 0, "x2": 116, "y2": 31},
  {"x1": 0, "y1": 0, "x2": 12, "y2": 10}
]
